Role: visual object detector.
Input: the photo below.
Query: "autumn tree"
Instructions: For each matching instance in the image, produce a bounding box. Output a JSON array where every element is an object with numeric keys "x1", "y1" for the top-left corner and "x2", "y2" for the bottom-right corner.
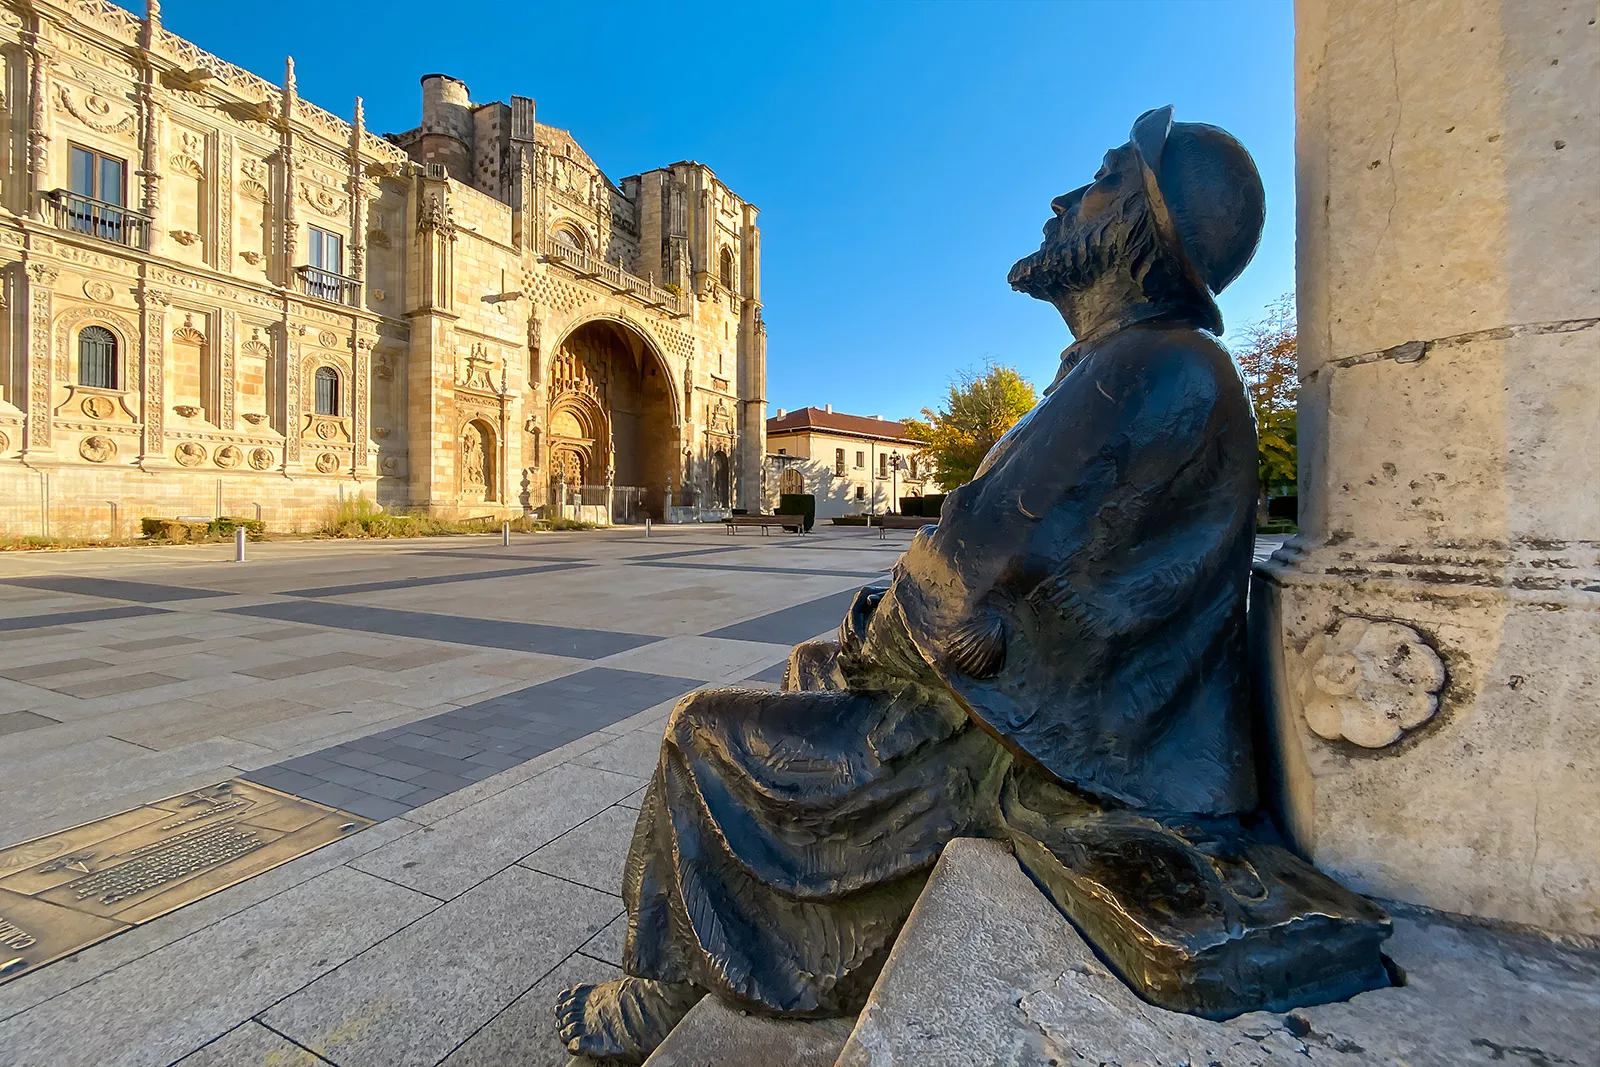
[
  {"x1": 1234, "y1": 293, "x2": 1299, "y2": 524},
  {"x1": 903, "y1": 362, "x2": 1038, "y2": 489}
]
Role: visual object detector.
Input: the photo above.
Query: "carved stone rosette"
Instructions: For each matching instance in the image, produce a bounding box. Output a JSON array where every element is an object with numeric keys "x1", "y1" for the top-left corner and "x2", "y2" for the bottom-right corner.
[{"x1": 1298, "y1": 618, "x2": 1447, "y2": 749}]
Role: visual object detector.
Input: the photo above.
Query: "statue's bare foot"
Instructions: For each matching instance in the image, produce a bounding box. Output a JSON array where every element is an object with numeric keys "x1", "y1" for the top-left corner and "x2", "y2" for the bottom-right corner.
[{"x1": 555, "y1": 977, "x2": 704, "y2": 1064}]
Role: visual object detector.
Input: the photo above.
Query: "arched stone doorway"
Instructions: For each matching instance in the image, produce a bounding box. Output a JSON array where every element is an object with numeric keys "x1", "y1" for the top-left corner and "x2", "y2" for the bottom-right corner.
[
  {"x1": 461, "y1": 419, "x2": 496, "y2": 502},
  {"x1": 779, "y1": 467, "x2": 804, "y2": 495},
  {"x1": 547, "y1": 319, "x2": 678, "y2": 518},
  {"x1": 712, "y1": 450, "x2": 731, "y2": 509}
]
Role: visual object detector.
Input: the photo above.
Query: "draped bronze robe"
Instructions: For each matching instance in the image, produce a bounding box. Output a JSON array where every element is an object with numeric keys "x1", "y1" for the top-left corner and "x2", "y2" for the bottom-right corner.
[{"x1": 622, "y1": 321, "x2": 1260, "y2": 1015}]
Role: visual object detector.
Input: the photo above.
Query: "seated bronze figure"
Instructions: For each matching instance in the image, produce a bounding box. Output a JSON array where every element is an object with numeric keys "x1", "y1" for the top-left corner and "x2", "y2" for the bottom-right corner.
[{"x1": 556, "y1": 107, "x2": 1391, "y2": 1064}]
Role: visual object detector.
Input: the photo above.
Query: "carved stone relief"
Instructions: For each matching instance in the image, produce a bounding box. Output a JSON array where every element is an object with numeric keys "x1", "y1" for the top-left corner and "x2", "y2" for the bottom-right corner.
[
  {"x1": 174, "y1": 441, "x2": 205, "y2": 467},
  {"x1": 79, "y1": 436, "x2": 116, "y2": 463},
  {"x1": 1299, "y1": 618, "x2": 1447, "y2": 748},
  {"x1": 248, "y1": 447, "x2": 274, "y2": 470},
  {"x1": 314, "y1": 451, "x2": 339, "y2": 473}
]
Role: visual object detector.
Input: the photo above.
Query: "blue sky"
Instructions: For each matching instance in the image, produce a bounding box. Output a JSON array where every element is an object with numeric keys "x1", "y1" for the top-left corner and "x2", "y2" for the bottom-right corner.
[{"x1": 151, "y1": 0, "x2": 1295, "y2": 420}]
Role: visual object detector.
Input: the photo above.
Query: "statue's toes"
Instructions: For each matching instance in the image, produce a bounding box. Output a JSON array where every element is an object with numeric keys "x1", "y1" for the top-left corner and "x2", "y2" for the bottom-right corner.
[{"x1": 553, "y1": 982, "x2": 595, "y2": 1046}]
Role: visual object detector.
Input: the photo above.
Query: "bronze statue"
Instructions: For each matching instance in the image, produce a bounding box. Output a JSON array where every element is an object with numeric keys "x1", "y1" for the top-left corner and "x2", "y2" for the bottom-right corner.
[{"x1": 556, "y1": 108, "x2": 1391, "y2": 1064}]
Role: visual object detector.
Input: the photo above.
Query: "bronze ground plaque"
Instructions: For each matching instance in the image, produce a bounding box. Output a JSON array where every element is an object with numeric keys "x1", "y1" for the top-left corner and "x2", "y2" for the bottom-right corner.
[{"x1": 0, "y1": 779, "x2": 371, "y2": 985}]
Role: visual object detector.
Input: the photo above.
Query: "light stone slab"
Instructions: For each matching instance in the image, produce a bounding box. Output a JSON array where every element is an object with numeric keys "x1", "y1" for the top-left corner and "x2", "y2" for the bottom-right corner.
[
  {"x1": 439, "y1": 951, "x2": 621, "y2": 1067},
  {"x1": 569, "y1": 724, "x2": 669, "y2": 780},
  {"x1": 522, "y1": 805, "x2": 643, "y2": 895},
  {"x1": 263, "y1": 866, "x2": 622, "y2": 1067},
  {"x1": 0, "y1": 866, "x2": 437, "y2": 1067},
  {"x1": 836, "y1": 839, "x2": 1600, "y2": 1067},
  {"x1": 578, "y1": 912, "x2": 626, "y2": 967},
  {"x1": 174, "y1": 1021, "x2": 330, "y2": 1066},
  {"x1": 596, "y1": 635, "x2": 793, "y2": 682},
  {"x1": 350, "y1": 762, "x2": 646, "y2": 898},
  {"x1": 643, "y1": 997, "x2": 854, "y2": 1067}
]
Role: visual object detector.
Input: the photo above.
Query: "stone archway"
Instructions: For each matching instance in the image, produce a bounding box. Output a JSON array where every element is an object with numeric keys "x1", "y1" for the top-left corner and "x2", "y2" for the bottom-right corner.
[{"x1": 547, "y1": 318, "x2": 679, "y2": 517}]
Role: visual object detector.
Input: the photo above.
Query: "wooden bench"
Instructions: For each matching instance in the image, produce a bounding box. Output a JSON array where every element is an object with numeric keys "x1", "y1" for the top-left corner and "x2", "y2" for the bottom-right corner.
[
  {"x1": 723, "y1": 514, "x2": 806, "y2": 535},
  {"x1": 870, "y1": 514, "x2": 933, "y2": 539}
]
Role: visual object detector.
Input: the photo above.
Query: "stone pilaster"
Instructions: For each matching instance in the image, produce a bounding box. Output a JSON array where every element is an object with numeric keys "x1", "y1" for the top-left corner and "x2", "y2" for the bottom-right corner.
[
  {"x1": 137, "y1": 285, "x2": 167, "y2": 463},
  {"x1": 22, "y1": 262, "x2": 54, "y2": 452},
  {"x1": 1254, "y1": 0, "x2": 1600, "y2": 935}
]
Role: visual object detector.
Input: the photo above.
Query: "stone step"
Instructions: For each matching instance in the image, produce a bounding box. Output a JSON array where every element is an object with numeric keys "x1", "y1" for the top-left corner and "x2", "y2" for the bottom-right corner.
[
  {"x1": 641, "y1": 997, "x2": 854, "y2": 1067},
  {"x1": 833, "y1": 838, "x2": 1600, "y2": 1066}
]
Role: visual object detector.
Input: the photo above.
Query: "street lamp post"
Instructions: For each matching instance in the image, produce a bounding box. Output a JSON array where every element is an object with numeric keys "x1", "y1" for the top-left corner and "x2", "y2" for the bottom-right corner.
[{"x1": 890, "y1": 450, "x2": 902, "y2": 514}]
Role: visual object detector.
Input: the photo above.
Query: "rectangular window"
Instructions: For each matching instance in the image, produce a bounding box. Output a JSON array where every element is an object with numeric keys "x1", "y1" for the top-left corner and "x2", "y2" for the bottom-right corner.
[
  {"x1": 855, "y1": 485, "x2": 865, "y2": 501},
  {"x1": 66, "y1": 145, "x2": 130, "y2": 242},
  {"x1": 879, "y1": 454, "x2": 889, "y2": 477},
  {"x1": 835, "y1": 449, "x2": 845, "y2": 476},
  {"x1": 308, "y1": 227, "x2": 343, "y2": 274},
  {"x1": 776, "y1": 448, "x2": 786, "y2": 455},
  {"x1": 69, "y1": 145, "x2": 125, "y2": 205},
  {"x1": 855, "y1": 451, "x2": 864, "y2": 468}
]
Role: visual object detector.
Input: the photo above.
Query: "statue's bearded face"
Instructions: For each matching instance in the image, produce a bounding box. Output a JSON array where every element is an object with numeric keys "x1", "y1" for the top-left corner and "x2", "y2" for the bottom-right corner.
[{"x1": 1009, "y1": 144, "x2": 1156, "y2": 302}]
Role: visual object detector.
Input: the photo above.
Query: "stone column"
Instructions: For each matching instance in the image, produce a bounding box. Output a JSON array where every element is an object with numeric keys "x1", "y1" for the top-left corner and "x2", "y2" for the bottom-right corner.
[{"x1": 1254, "y1": 0, "x2": 1598, "y2": 935}]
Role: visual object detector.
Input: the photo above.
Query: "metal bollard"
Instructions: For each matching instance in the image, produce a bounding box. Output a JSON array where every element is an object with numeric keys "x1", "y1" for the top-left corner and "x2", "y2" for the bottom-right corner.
[
  {"x1": 645, "y1": 517, "x2": 652, "y2": 539},
  {"x1": 234, "y1": 526, "x2": 246, "y2": 563},
  {"x1": 502, "y1": 520, "x2": 510, "y2": 547}
]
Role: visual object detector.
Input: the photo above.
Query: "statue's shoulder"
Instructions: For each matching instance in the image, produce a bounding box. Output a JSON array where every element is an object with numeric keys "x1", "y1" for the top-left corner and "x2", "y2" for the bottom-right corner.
[{"x1": 1087, "y1": 323, "x2": 1240, "y2": 401}]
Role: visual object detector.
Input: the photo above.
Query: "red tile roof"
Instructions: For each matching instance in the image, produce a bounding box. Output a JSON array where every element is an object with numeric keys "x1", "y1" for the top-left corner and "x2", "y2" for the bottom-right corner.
[{"x1": 766, "y1": 407, "x2": 913, "y2": 442}]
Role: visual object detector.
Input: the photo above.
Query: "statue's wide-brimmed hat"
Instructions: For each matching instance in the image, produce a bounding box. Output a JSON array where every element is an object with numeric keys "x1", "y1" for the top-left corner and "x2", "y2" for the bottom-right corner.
[{"x1": 1129, "y1": 106, "x2": 1265, "y2": 334}]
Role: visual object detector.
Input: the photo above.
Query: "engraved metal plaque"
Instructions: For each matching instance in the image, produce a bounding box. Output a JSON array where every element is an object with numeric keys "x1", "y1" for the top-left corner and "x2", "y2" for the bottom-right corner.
[{"x1": 0, "y1": 779, "x2": 371, "y2": 985}]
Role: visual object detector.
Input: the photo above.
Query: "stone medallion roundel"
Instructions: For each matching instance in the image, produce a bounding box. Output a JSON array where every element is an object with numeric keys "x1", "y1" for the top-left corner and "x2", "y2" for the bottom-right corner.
[
  {"x1": 83, "y1": 280, "x2": 115, "y2": 303},
  {"x1": 315, "y1": 452, "x2": 339, "y2": 473},
  {"x1": 315, "y1": 420, "x2": 339, "y2": 440},
  {"x1": 79, "y1": 436, "x2": 117, "y2": 463},
  {"x1": 215, "y1": 445, "x2": 243, "y2": 469},
  {"x1": 81, "y1": 395, "x2": 116, "y2": 421},
  {"x1": 0, "y1": 430, "x2": 9, "y2": 454},
  {"x1": 174, "y1": 442, "x2": 206, "y2": 467},
  {"x1": 248, "y1": 447, "x2": 275, "y2": 471},
  {"x1": 318, "y1": 331, "x2": 339, "y2": 349}
]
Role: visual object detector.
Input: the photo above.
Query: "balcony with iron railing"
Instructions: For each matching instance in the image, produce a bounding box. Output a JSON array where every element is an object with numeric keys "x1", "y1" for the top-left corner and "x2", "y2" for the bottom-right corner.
[
  {"x1": 46, "y1": 190, "x2": 151, "y2": 249},
  {"x1": 543, "y1": 237, "x2": 686, "y2": 316},
  {"x1": 293, "y1": 265, "x2": 360, "y2": 307}
]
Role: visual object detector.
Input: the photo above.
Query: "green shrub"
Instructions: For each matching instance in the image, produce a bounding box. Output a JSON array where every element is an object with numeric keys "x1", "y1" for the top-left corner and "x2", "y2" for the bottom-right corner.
[{"x1": 778, "y1": 493, "x2": 815, "y2": 533}]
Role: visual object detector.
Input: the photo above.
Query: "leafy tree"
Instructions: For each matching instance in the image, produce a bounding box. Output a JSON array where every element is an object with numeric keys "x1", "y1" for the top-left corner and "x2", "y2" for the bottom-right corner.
[
  {"x1": 904, "y1": 362, "x2": 1038, "y2": 489},
  {"x1": 1234, "y1": 293, "x2": 1299, "y2": 524}
]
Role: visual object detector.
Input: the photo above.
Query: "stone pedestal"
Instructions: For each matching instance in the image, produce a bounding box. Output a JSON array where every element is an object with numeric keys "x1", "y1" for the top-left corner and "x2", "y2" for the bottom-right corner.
[{"x1": 1254, "y1": 0, "x2": 1598, "y2": 934}]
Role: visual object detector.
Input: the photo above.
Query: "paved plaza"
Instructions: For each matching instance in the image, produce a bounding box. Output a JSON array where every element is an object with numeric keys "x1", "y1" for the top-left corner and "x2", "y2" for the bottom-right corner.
[{"x1": 0, "y1": 528, "x2": 1285, "y2": 1066}]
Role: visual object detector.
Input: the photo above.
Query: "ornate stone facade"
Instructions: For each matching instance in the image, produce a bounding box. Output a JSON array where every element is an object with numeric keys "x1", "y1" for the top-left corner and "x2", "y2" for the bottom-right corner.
[{"x1": 0, "y1": 0, "x2": 765, "y2": 536}]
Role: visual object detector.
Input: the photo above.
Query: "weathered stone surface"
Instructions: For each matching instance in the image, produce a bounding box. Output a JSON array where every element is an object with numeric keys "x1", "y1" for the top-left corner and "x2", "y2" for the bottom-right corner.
[
  {"x1": 837, "y1": 838, "x2": 1600, "y2": 1067},
  {"x1": 1274, "y1": 0, "x2": 1600, "y2": 935},
  {"x1": 642, "y1": 996, "x2": 854, "y2": 1067}
]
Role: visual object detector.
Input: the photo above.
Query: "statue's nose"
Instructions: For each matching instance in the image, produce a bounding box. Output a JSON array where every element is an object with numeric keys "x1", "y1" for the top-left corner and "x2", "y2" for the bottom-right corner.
[{"x1": 1051, "y1": 186, "x2": 1087, "y2": 218}]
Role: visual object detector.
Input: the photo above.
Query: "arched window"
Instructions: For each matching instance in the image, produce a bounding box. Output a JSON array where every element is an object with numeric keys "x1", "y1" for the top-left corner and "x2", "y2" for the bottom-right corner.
[
  {"x1": 719, "y1": 247, "x2": 735, "y2": 291},
  {"x1": 314, "y1": 366, "x2": 340, "y2": 416},
  {"x1": 554, "y1": 226, "x2": 588, "y2": 255},
  {"x1": 78, "y1": 325, "x2": 118, "y2": 389}
]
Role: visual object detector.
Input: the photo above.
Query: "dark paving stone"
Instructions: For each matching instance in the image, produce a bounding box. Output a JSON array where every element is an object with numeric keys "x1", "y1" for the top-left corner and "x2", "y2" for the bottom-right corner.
[
  {"x1": 0, "y1": 657, "x2": 114, "y2": 681},
  {"x1": 0, "y1": 606, "x2": 169, "y2": 632},
  {"x1": 0, "y1": 710, "x2": 61, "y2": 735},
  {"x1": 280, "y1": 561, "x2": 590, "y2": 598},
  {"x1": 0, "y1": 575, "x2": 230, "y2": 602},
  {"x1": 238, "y1": 667, "x2": 701, "y2": 820},
  {"x1": 223, "y1": 601, "x2": 661, "y2": 658},
  {"x1": 701, "y1": 587, "x2": 862, "y2": 646},
  {"x1": 631, "y1": 559, "x2": 887, "y2": 579}
]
